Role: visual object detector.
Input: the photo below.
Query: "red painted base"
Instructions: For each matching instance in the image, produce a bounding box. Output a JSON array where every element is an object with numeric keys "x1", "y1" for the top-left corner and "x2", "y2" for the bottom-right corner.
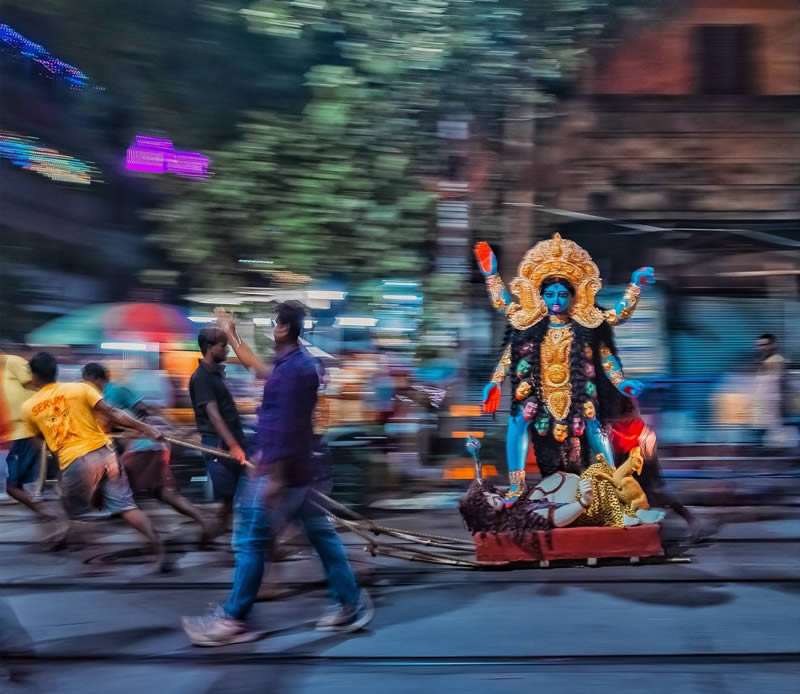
[{"x1": 474, "y1": 524, "x2": 663, "y2": 565}]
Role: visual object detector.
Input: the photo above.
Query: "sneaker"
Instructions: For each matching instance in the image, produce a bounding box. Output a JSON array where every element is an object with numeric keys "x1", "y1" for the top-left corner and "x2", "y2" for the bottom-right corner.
[
  {"x1": 316, "y1": 590, "x2": 374, "y2": 633},
  {"x1": 182, "y1": 606, "x2": 260, "y2": 647}
]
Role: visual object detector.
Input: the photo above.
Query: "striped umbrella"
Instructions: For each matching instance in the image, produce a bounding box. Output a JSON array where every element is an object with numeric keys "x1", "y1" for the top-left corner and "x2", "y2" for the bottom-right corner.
[{"x1": 27, "y1": 303, "x2": 195, "y2": 346}]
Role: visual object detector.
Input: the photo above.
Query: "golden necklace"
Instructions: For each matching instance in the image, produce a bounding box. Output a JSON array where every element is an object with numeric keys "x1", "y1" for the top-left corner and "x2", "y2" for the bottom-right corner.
[{"x1": 540, "y1": 324, "x2": 572, "y2": 421}]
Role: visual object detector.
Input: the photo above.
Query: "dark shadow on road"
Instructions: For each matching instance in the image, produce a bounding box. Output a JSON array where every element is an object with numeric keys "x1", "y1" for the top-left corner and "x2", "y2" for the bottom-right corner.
[
  {"x1": 577, "y1": 580, "x2": 733, "y2": 608},
  {"x1": 37, "y1": 625, "x2": 178, "y2": 655}
]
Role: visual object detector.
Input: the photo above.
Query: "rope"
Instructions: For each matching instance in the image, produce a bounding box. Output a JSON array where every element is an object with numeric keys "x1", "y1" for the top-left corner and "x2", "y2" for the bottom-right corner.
[
  {"x1": 309, "y1": 489, "x2": 475, "y2": 548},
  {"x1": 366, "y1": 545, "x2": 479, "y2": 568},
  {"x1": 112, "y1": 429, "x2": 255, "y2": 470},
  {"x1": 160, "y1": 435, "x2": 256, "y2": 470},
  {"x1": 310, "y1": 500, "x2": 479, "y2": 568},
  {"x1": 116, "y1": 427, "x2": 479, "y2": 566},
  {"x1": 35, "y1": 440, "x2": 49, "y2": 496}
]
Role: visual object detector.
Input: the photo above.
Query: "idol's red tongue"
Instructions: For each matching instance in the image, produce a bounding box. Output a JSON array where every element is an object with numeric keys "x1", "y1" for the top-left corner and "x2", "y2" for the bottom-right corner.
[{"x1": 552, "y1": 305, "x2": 561, "y2": 313}]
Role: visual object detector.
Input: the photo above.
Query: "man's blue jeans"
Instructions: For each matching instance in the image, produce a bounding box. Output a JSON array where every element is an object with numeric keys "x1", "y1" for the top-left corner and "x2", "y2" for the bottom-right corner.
[{"x1": 223, "y1": 475, "x2": 361, "y2": 621}]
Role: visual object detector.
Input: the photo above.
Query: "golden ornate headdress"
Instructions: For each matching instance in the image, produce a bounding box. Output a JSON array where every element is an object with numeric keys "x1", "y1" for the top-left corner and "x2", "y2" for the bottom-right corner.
[{"x1": 508, "y1": 233, "x2": 604, "y2": 330}]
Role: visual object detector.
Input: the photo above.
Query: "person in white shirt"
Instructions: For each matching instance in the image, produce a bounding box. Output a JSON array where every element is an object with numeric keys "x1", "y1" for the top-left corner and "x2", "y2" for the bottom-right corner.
[{"x1": 752, "y1": 333, "x2": 794, "y2": 450}]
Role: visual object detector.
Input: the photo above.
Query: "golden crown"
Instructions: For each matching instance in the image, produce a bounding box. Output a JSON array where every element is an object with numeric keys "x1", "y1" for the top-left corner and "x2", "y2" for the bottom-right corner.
[{"x1": 508, "y1": 233, "x2": 604, "y2": 329}]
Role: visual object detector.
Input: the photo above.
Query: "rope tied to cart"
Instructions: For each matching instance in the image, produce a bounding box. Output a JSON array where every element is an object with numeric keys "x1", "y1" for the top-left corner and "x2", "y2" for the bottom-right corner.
[{"x1": 104, "y1": 427, "x2": 480, "y2": 567}]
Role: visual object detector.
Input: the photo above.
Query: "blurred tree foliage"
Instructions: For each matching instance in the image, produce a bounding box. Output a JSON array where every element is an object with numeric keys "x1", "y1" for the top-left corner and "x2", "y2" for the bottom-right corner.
[
  {"x1": 10, "y1": 0, "x2": 653, "y2": 293},
  {"x1": 151, "y1": 0, "x2": 653, "y2": 291},
  {"x1": 3, "y1": 0, "x2": 320, "y2": 146},
  {"x1": 148, "y1": 70, "x2": 437, "y2": 284}
]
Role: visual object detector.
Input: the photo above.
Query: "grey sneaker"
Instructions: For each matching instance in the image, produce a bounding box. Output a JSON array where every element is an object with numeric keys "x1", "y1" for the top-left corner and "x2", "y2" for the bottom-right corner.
[
  {"x1": 316, "y1": 590, "x2": 374, "y2": 633},
  {"x1": 182, "y1": 606, "x2": 259, "y2": 647}
]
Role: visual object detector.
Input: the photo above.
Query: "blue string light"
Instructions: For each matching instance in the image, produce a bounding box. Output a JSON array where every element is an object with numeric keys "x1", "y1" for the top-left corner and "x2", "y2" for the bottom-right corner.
[{"x1": 0, "y1": 23, "x2": 90, "y2": 89}]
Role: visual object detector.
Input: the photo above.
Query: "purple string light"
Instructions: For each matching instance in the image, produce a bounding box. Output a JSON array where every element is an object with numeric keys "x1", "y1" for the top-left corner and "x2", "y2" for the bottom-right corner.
[
  {"x1": 126, "y1": 136, "x2": 210, "y2": 178},
  {"x1": 0, "y1": 23, "x2": 90, "y2": 89}
]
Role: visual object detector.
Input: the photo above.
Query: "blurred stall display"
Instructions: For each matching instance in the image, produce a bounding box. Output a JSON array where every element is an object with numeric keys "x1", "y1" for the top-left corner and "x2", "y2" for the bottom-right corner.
[
  {"x1": 0, "y1": 23, "x2": 89, "y2": 89},
  {"x1": 714, "y1": 380, "x2": 752, "y2": 427},
  {"x1": 125, "y1": 369, "x2": 174, "y2": 409},
  {"x1": 125, "y1": 136, "x2": 210, "y2": 178},
  {"x1": 326, "y1": 353, "x2": 382, "y2": 427},
  {"x1": 597, "y1": 286, "x2": 667, "y2": 378},
  {"x1": 161, "y1": 350, "x2": 201, "y2": 388},
  {"x1": 370, "y1": 279, "x2": 423, "y2": 350},
  {"x1": 788, "y1": 369, "x2": 800, "y2": 425},
  {"x1": 0, "y1": 130, "x2": 98, "y2": 185}
]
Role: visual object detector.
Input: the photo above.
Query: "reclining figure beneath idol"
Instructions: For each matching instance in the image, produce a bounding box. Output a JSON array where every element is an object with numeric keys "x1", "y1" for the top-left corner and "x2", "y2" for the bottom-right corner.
[{"x1": 462, "y1": 434, "x2": 663, "y2": 538}]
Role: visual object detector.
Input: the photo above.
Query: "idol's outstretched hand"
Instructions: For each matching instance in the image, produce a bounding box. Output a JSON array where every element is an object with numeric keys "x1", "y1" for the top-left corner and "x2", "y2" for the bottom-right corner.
[
  {"x1": 631, "y1": 267, "x2": 655, "y2": 287},
  {"x1": 619, "y1": 379, "x2": 645, "y2": 398},
  {"x1": 482, "y1": 383, "x2": 501, "y2": 414},
  {"x1": 475, "y1": 242, "x2": 497, "y2": 277}
]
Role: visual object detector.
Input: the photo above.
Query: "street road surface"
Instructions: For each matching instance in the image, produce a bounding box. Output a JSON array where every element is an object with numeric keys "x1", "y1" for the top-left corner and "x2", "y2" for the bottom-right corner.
[{"x1": 1, "y1": 501, "x2": 798, "y2": 693}]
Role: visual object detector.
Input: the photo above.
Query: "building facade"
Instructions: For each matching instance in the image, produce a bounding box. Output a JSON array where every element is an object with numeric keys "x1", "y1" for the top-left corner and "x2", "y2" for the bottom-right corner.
[{"x1": 537, "y1": 0, "x2": 800, "y2": 440}]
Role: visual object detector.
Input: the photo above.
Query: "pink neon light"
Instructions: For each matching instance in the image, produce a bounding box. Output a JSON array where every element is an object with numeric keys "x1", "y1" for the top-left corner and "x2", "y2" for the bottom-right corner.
[
  {"x1": 166, "y1": 151, "x2": 209, "y2": 178},
  {"x1": 125, "y1": 137, "x2": 210, "y2": 178}
]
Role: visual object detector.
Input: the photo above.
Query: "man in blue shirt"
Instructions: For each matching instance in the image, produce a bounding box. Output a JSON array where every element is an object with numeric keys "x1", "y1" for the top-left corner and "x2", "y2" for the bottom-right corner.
[
  {"x1": 82, "y1": 363, "x2": 212, "y2": 543},
  {"x1": 182, "y1": 301, "x2": 372, "y2": 646}
]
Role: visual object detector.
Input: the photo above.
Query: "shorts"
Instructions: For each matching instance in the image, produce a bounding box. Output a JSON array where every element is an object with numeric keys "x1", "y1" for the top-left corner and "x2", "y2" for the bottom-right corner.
[
  {"x1": 122, "y1": 448, "x2": 175, "y2": 494},
  {"x1": 201, "y1": 434, "x2": 244, "y2": 501},
  {"x1": 5, "y1": 438, "x2": 40, "y2": 488},
  {"x1": 61, "y1": 445, "x2": 137, "y2": 518}
]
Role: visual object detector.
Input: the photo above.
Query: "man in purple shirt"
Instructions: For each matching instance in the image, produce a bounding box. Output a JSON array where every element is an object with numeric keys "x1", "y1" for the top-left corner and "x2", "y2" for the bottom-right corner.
[{"x1": 182, "y1": 301, "x2": 373, "y2": 646}]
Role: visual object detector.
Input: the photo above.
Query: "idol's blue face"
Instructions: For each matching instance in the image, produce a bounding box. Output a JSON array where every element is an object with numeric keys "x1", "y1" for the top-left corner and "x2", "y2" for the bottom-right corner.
[{"x1": 542, "y1": 283, "x2": 572, "y2": 315}]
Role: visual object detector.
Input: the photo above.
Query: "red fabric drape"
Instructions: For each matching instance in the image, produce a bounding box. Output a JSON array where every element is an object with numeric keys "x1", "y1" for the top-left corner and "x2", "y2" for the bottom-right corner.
[{"x1": 610, "y1": 417, "x2": 646, "y2": 454}]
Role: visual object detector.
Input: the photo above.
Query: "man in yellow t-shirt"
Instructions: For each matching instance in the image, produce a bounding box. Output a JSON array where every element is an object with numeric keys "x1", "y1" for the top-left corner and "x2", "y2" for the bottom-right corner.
[
  {"x1": 0, "y1": 359, "x2": 9, "y2": 444},
  {"x1": 22, "y1": 352, "x2": 170, "y2": 571},
  {"x1": 0, "y1": 351, "x2": 52, "y2": 519}
]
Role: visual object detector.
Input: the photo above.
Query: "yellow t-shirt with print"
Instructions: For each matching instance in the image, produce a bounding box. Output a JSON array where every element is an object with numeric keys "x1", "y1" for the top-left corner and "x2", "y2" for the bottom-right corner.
[
  {"x1": 1, "y1": 354, "x2": 35, "y2": 441},
  {"x1": 22, "y1": 382, "x2": 112, "y2": 470}
]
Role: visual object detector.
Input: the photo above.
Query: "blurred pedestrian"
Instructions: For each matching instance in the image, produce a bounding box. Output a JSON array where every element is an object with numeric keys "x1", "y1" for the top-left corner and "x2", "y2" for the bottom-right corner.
[
  {"x1": 370, "y1": 352, "x2": 395, "y2": 426},
  {"x1": 0, "y1": 366, "x2": 33, "y2": 683},
  {"x1": 82, "y1": 363, "x2": 213, "y2": 543},
  {"x1": 0, "y1": 356, "x2": 9, "y2": 445},
  {"x1": 182, "y1": 302, "x2": 372, "y2": 646},
  {"x1": 22, "y1": 352, "x2": 170, "y2": 572},
  {"x1": 610, "y1": 400, "x2": 700, "y2": 537},
  {"x1": 752, "y1": 334, "x2": 795, "y2": 451},
  {"x1": 0, "y1": 350, "x2": 53, "y2": 521},
  {"x1": 189, "y1": 327, "x2": 248, "y2": 533},
  {"x1": 0, "y1": 354, "x2": 11, "y2": 498}
]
